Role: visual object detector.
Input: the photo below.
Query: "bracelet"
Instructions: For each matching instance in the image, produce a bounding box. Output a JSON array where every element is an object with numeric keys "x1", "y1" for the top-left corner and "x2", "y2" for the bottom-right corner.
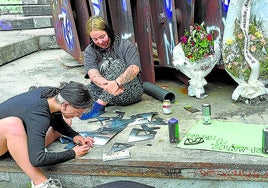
[{"x1": 115, "y1": 80, "x2": 120, "y2": 87}]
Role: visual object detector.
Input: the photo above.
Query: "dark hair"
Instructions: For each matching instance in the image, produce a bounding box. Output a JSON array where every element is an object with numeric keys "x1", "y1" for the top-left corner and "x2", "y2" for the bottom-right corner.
[{"x1": 41, "y1": 81, "x2": 92, "y2": 109}]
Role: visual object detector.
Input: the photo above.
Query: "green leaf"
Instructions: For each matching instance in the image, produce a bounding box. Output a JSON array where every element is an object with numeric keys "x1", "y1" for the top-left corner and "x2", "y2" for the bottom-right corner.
[{"x1": 200, "y1": 40, "x2": 208, "y2": 48}]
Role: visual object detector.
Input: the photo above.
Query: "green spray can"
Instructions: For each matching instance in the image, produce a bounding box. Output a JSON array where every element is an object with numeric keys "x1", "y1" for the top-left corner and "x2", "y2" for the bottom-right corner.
[
  {"x1": 262, "y1": 127, "x2": 268, "y2": 153},
  {"x1": 168, "y1": 118, "x2": 179, "y2": 143}
]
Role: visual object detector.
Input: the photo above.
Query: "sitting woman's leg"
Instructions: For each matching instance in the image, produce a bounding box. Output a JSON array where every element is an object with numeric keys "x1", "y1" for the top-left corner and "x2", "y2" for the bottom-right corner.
[{"x1": 0, "y1": 117, "x2": 47, "y2": 185}]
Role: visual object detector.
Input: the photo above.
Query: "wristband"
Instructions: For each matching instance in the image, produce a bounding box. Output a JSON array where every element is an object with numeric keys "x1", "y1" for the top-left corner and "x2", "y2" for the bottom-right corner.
[{"x1": 115, "y1": 80, "x2": 120, "y2": 87}]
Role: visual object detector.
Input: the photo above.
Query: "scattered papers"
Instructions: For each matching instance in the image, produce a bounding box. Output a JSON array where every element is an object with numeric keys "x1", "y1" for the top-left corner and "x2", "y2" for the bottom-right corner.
[
  {"x1": 103, "y1": 150, "x2": 130, "y2": 161},
  {"x1": 128, "y1": 128, "x2": 156, "y2": 142}
]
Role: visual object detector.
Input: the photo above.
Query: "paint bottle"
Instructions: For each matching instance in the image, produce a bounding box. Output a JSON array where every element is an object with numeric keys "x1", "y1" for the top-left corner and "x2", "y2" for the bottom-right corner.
[{"x1": 163, "y1": 99, "x2": 172, "y2": 115}]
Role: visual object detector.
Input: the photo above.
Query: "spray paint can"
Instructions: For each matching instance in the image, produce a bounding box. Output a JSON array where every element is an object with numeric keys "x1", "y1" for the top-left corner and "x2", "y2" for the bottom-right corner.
[
  {"x1": 162, "y1": 99, "x2": 172, "y2": 115},
  {"x1": 168, "y1": 118, "x2": 179, "y2": 143},
  {"x1": 262, "y1": 127, "x2": 268, "y2": 154},
  {"x1": 202, "y1": 103, "x2": 211, "y2": 125}
]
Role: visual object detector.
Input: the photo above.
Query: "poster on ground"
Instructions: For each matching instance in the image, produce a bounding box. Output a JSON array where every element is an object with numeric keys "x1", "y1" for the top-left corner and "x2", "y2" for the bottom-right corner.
[{"x1": 177, "y1": 120, "x2": 268, "y2": 157}]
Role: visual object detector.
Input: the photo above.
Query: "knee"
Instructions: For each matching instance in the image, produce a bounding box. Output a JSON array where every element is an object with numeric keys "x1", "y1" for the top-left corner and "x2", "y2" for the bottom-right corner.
[{"x1": 3, "y1": 117, "x2": 25, "y2": 137}]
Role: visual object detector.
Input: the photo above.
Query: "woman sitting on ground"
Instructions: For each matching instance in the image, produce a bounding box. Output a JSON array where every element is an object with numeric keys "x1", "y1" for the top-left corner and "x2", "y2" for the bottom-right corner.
[
  {"x1": 80, "y1": 15, "x2": 144, "y2": 120},
  {"x1": 0, "y1": 81, "x2": 94, "y2": 188}
]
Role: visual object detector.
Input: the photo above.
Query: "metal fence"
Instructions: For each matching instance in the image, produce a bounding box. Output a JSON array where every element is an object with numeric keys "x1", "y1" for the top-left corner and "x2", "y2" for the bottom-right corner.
[{"x1": 50, "y1": 0, "x2": 227, "y2": 83}]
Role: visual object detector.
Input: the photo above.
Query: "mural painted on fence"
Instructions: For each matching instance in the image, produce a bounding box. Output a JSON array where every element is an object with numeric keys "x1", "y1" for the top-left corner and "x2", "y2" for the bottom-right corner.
[{"x1": 50, "y1": 0, "x2": 82, "y2": 62}]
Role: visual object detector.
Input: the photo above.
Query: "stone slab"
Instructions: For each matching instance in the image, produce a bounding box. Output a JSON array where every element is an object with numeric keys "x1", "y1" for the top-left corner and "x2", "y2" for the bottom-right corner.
[
  {"x1": 0, "y1": 28, "x2": 57, "y2": 66},
  {"x1": 22, "y1": 5, "x2": 52, "y2": 16},
  {"x1": 0, "y1": 15, "x2": 53, "y2": 30}
]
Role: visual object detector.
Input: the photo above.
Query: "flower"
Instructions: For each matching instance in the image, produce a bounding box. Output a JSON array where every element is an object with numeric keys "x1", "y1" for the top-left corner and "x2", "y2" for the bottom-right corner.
[
  {"x1": 226, "y1": 39, "x2": 234, "y2": 45},
  {"x1": 223, "y1": 16, "x2": 268, "y2": 81},
  {"x1": 180, "y1": 22, "x2": 215, "y2": 62}
]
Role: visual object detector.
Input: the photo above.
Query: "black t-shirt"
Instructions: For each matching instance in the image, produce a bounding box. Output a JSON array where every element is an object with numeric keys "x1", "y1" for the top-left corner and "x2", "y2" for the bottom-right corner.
[{"x1": 0, "y1": 87, "x2": 77, "y2": 166}]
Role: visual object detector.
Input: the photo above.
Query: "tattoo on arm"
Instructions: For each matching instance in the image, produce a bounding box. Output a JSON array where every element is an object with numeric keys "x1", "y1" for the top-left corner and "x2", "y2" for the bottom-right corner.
[
  {"x1": 118, "y1": 65, "x2": 139, "y2": 85},
  {"x1": 88, "y1": 69, "x2": 107, "y2": 87}
]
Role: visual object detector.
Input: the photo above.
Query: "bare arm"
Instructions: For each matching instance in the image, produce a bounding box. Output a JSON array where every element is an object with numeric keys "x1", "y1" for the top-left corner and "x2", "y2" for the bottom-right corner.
[
  {"x1": 88, "y1": 68, "x2": 124, "y2": 96},
  {"x1": 88, "y1": 65, "x2": 139, "y2": 96},
  {"x1": 115, "y1": 64, "x2": 140, "y2": 86},
  {"x1": 88, "y1": 69, "x2": 108, "y2": 88}
]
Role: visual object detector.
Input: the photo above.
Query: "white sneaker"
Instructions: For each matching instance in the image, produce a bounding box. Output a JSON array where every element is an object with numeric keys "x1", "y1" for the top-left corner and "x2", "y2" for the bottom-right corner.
[{"x1": 31, "y1": 178, "x2": 62, "y2": 188}]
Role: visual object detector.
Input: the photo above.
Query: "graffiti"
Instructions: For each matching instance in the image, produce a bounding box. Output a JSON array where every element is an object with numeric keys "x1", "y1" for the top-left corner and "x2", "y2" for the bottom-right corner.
[
  {"x1": 122, "y1": 0, "x2": 127, "y2": 13},
  {"x1": 164, "y1": 0, "x2": 172, "y2": 18},
  {"x1": 222, "y1": 0, "x2": 231, "y2": 16},
  {"x1": 0, "y1": 20, "x2": 13, "y2": 30},
  {"x1": 50, "y1": 0, "x2": 59, "y2": 16},
  {"x1": 161, "y1": 0, "x2": 176, "y2": 65},
  {"x1": 159, "y1": 167, "x2": 268, "y2": 180},
  {"x1": 91, "y1": 0, "x2": 102, "y2": 16},
  {"x1": 222, "y1": 0, "x2": 231, "y2": 25},
  {"x1": 54, "y1": 20, "x2": 64, "y2": 42},
  {"x1": 188, "y1": 168, "x2": 268, "y2": 179},
  {"x1": 50, "y1": 0, "x2": 72, "y2": 48},
  {"x1": 60, "y1": 8, "x2": 74, "y2": 50},
  {"x1": 50, "y1": 0, "x2": 64, "y2": 44},
  {"x1": 163, "y1": 22, "x2": 176, "y2": 65},
  {"x1": 164, "y1": 168, "x2": 181, "y2": 177}
]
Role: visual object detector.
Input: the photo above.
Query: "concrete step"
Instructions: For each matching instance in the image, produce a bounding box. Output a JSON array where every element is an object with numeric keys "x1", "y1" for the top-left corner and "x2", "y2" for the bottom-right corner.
[
  {"x1": 0, "y1": 4, "x2": 23, "y2": 15},
  {"x1": 22, "y1": 0, "x2": 52, "y2": 16},
  {"x1": 22, "y1": 0, "x2": 50, "y2": 5},
  {"x1": 0, "y1": 0, "x2": 53, "y2": 31},
  {"x1": 0, "y1": 14, "x2": 53, "y2": 30},
  {"x1": 22, "y1": 4, "x2": 52, "y2": 16},
  {"x1": 0, "y1": 0, "x2": 51, "y2": 16},
  {"x1": 0, "y1": 28, "x2": 58, "y2": 66}
]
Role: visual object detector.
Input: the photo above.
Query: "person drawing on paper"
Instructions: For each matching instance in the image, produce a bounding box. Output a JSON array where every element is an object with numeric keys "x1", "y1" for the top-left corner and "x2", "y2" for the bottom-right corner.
[{"x1": 0, "y1": 81, "x2": 94, "y2": 188}]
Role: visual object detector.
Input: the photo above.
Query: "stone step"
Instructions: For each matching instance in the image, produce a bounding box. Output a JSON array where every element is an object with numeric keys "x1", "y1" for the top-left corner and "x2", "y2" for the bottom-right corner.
[
  {"x1": 22, "y1": 4, "x2": 52, "y2": 16},
  {"x1": 0, "y1": 28, "x2": 58, "y2": 66},
  {"x1": 0, "y1": 4, "x2": 23, "y2": 15},
  {"x1": 22, "y1": 0, "x2": 52, "y2": 17},
  {"x1": 0, "y1": 0, "x2": 51, "y2": 16},
  {"x1": 0, "y1": 0, "x2": 53, "y2": 30},
  {"x1": 0, "y1": 14, "x2": 53, "y2": 30},
  {"x1": 22, "y1": 0, "x2": 50, "y2": 5}
]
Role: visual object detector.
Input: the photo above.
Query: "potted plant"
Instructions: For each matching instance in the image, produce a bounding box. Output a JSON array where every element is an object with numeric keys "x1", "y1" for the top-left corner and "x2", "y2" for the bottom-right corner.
[{"x1": 172, "y1": 22, "x2": 221, "y2": 99}]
